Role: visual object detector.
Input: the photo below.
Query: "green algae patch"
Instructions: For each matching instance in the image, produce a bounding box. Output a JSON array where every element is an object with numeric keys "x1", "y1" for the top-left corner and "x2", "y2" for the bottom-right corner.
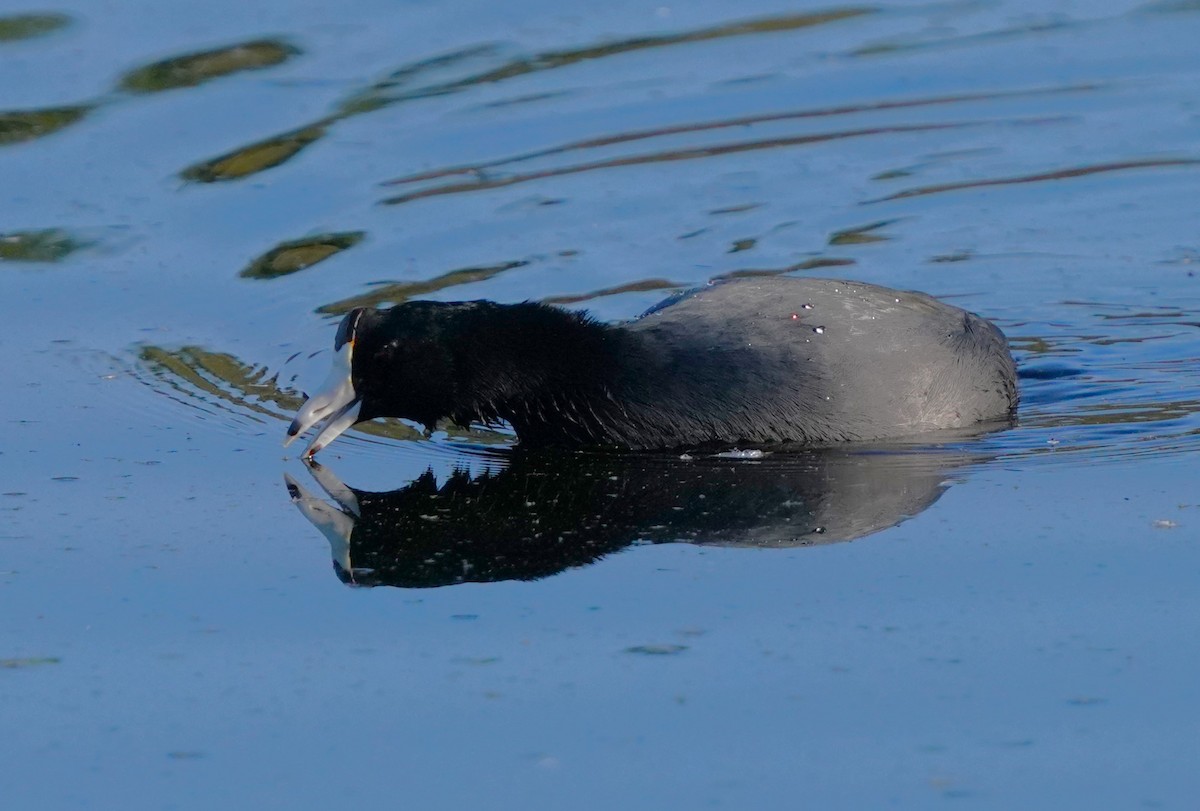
[
  {"x1": 0, "y1": 13, "x2": 70, "y2": 42},
  {"x1": 0, "y1": 105, "x2": 90, "y2": 146},
  {"x1": 139, "y1": 345, "x2": 304, "y2": 419},
  {"x1": 0, "y1": 229, "x2": 93, "y2": 262},
  {"x1": 120, "y1": 38, "x2": 300, "y2": 93},
  {"x1": 241, "y1": 231, "x2": 366, "y2": 280},
  {"x1": 181, "y1": 124, "x2": 326, "y2": 182},
  {"x1": 136, "y1": 346, "x2": 427, "y2": 443}
]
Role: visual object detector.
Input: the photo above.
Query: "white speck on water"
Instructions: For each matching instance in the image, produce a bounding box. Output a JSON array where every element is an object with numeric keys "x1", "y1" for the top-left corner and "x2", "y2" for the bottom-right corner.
[
  {"x1": 715, "y1": 449, "x2": 768, "y2": 459},
  {"x1": 678, "y1": 453, "x2": 694, "y2": 461},
  {"x1": 802, "y1": 303, "x2": 813, "y2": 309},
  {"x1": 1047, "y1": 438, "x2": 1061, "y2": 447},
  {"x1": 1153, "y1": 519, "x2": 1179, "y2": 529},
  {"x1": 813, "y1": 326, "x2": 825, "y2": 334}
]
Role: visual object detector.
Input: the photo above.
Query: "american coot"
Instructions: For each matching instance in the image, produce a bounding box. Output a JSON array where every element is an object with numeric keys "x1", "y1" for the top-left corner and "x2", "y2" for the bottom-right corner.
[{"x1": 285, "y1": 277, "x2": 1018, "y2": 456}]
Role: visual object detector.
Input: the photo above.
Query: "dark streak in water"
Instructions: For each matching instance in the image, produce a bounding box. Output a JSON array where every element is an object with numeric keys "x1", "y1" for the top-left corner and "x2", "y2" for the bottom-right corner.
[
  {"x1": 709, "y1": 203, "x2": 762, "y2": 215},
  {"x1": 929, "y1": 251, "x2": 973, "y2": 263},
  {"x1": 2, "y1": 39, "x2": 298, "y2": 150},
  {"x1": 381, "y1": 122, "x2": 975, "y2": 206},
  {"x1": 542, "y1": 278, "x2": 686, "y2": 306},
  {"x1": 713, "y1": 257, "x2": 857, "y2": 280},
  {"x1": 1025, "y1": 399, "x2": 1200, "y2": 428},
  {"x1": 851, "y1": 19, "x2": 1076, "y2": 58},
  {"x1": 625, "y1": 645, "x2": 688, "y2": 655},
  {"x1": 355, "y1": 8, "x2": 875, "y2": 114},
  {"x1": 828, "y1": 219, "x2": 897, "y2": 246},
  {"x1": 868, "y1": 158, "x2": 1200, "y2": 202},
  {"x1": 0, "y1": 657, "x2": 61, "y2": 668},
  {"x1": 383, "y1": 84, "x2": 1098, "y2": 187},
  {"x1": 178, "y1": 7, "x2": 877, "y2": 182},
  {"x1": 1142, "y1": 0, "x2": 1200, "y2": 12},
  {"x1": 317, "y1": 260, "x2": 530, "y2": 315}
]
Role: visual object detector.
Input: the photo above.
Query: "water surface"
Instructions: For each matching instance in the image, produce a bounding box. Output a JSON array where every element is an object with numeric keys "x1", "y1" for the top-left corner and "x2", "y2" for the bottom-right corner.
[{"x1": 2, "y1": 0, "x2": 1199, "y2": 807}]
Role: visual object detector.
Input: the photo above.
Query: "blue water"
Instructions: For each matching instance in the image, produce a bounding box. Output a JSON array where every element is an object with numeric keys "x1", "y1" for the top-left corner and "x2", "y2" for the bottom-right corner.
[{"x1": 2, "y1": 0, "x2": 1199, "y2": 807}]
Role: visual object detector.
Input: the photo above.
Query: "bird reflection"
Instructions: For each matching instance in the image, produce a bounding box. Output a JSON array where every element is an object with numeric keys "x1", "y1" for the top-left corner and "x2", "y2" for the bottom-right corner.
[{"x1": 285, "y1": 446, "x2": 975, "y2": 589}]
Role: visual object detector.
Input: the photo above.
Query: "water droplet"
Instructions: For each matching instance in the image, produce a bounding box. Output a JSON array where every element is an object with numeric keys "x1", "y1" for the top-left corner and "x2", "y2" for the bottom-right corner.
[
  {"x1": 715, "y1": 449, "x2": 768, "y2": 459},
  {"x1": 813, "y1": 326, "x2": 825, "y2": 334}
]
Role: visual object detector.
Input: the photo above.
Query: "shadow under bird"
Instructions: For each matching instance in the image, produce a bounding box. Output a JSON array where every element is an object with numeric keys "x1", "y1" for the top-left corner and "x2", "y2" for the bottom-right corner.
[
  {"x1": 285, "y1": 277, "x2": 1018, "y2": 456},
  {"x1": 285, "y1": 446, "x2": 975, "y2": 588}
]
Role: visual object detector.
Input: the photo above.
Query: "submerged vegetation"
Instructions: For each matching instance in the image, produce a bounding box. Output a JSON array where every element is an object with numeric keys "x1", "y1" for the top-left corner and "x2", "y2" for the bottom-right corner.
[
  {"x1": 0, "y1": 106, "x2": 90, "y2": 146},
  {"x1": 119, "y1": 39, "x2": 300, "y2": 93},
  {"x1": 0, "y1": 229, "x2": 92, "y2": 262},
  {"x1": 0, "y1": 13, "x2": 70, "y2": 42},
  {"x1": 241, "y1": 232, "x2": 366, "y2": 279}
]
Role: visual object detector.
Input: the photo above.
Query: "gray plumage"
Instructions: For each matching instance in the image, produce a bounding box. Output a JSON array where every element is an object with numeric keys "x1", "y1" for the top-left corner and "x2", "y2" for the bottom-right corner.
[{"x1": 319, "y1": 277, "x2": 1019, "y2": 452}]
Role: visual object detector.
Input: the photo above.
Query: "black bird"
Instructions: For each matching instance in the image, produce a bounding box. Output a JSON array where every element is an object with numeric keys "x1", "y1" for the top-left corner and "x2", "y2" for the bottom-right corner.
[{"x1": 285, "y1": 277, "x2": 1017, "y2": 457}]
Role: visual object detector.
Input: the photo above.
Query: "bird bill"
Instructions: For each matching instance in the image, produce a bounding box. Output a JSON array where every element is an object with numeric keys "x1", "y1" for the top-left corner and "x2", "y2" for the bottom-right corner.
[{"x1": 284, "y1": 341, "x2": 360, "y2": 458}]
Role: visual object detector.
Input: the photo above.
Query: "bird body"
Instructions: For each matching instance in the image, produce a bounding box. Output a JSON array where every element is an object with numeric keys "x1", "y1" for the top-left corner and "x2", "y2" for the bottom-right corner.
[{"x1": 286, "y1": 277, "x2": 1018, "y2": 456}]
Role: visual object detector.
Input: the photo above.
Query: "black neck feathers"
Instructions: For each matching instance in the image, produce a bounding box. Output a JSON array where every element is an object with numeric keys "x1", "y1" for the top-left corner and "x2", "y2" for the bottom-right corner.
[{"x1": 354, "y1": 301, "x2": 645, "y2": 445}]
